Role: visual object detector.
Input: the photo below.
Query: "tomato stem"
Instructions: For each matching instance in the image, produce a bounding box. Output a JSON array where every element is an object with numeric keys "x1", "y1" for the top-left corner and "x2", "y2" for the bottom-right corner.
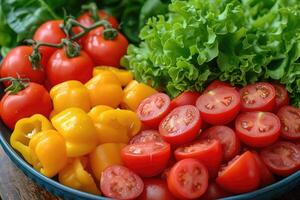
[
  {"x1": 82, "y1": 2, "x2": 100, "y2": 22},
  {"x1": 0, "y1": 76, "x2": 29, "y2": 95}
]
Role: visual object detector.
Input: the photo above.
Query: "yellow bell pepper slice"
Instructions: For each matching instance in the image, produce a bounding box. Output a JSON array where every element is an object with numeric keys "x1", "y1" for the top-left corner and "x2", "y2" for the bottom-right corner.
[{"x1": 93, "y1": 66, "x2": 133, "y2": 86}]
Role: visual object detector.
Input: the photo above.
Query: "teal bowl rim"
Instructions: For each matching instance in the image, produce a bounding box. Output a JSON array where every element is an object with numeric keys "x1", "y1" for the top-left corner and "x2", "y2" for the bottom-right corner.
[{"x1": 1, "y1": 128, "x2": 300, "y2": 200}]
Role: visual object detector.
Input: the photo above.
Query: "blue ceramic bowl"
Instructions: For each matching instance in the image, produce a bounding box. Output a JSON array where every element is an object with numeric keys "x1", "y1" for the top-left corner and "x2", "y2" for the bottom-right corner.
[{"x1": 1, "y1": 121, "x2": 300, "y2": 200}]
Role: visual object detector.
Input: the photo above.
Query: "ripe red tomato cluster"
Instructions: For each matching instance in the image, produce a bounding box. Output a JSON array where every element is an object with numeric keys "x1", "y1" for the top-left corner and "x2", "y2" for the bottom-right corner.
[{"x1": 100, "y1": 80, "x2": 300, "y2": 200}]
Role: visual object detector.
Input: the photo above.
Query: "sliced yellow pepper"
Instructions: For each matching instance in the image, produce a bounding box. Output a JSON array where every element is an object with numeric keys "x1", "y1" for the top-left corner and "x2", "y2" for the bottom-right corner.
[
  {"x1": 50, "y1": 80, "x2": 91, "y2": 113},
  {"x1": 121, "y1": 80, "x2": 158, "y2": 111},
  {"x1": 85, "y1": 71, "x2": 123, "y2": 108},
  {"x1": 88, "y1": 105, "x2": 113, "y2": 123},
  {"x1": 10, "y1": 114, "x2": 53, "y2": 164},
  {"x1": 93, "y1": 66, "x2": 133, "y2": 86},
  {"x1": 29, "y1": 130, "x2": 67, "y2": 178},
  {"x1": 89, "y1": 143, "x2": 125, "y2": 180},
  {"x1": 51, "y1": 108, "x2": 98, "y2": 157},
  {"x1": 59, "y1": 157, "x2": 101, "y2": 195}
]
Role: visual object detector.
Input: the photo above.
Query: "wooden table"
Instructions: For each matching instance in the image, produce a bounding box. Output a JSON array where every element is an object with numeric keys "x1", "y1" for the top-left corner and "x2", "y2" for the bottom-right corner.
[{"x1": 1, "y1": 146, "x2": 300, "y2": 200}]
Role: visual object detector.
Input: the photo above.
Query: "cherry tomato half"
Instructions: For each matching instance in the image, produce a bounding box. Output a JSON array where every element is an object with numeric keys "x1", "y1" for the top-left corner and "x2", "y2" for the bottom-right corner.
[
  {"x1": 100, "y1": 165, "x2": 144, "y2": 200},
  {"x1": 273, "y1": 83, "x2": 289, "y2": 112},
  {"x1": 252, "y1": 152, "x2": 275, "y2": 187},
  {"x1": 129, "y1": 130, "x2": 164, "y2": 145},
  {"x1": 170, "y1": 91, "x2": 201, "y2": 108},
  {"x1": 277, "y1": 105, "x2": 300, "y2": 140},
  {"x1": 0, "y1": 82, "x2": 52, "y2": 129},
  {"x1": 216, "y1": 151, "x2": 260, "y2": 194},
  {"x1": 200, "y1": 182, "x2": 231, "y2": 200},
  {"x1": 138, "y1": 179, "x2": 175, "y2": 200},
  {"x1": 167, "y1": 158, "x2": 209, "y2": 199},
  {"x1": 204, "y1": 80, "x2": 233, "y2": 93},
  {"x1": 196, "y1": 86, "x2": 241, "y2": 125},
  {"x1": 175, "y1": 139, "x2": 222, "y2": 179},
  {"x1": 121, "y1": 142, "x2": 171, "y2": 177},
  {"x1": 235, "y1": 111, "x2": 281, "y2": 148},
  {"x1": 46, "y1": 49, "x2": 94, "y2": 87},
  {"x1": 201, "y1": 126, "x2": 240, "y2": 162},
  {"x1": 260, "y1": 141, "x2": 300, "y2": 176},
  {"x1": 240, "y1": 82, "x2": 276, "y2": 112},
  {"x1": 137, "y1": 93, "x2": 171, "y2": 128},
  {"x1": 159, "y1": 105, "x2": 202, "y2": 145}
]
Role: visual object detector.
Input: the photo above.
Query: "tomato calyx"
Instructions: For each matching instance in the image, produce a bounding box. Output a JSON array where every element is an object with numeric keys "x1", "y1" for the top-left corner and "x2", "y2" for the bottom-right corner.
[{"x1": 0, "y1": 76, "x2": 29, "y2": 95}]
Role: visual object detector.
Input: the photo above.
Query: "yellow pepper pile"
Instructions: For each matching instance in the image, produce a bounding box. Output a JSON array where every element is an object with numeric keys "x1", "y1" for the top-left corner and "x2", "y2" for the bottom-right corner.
[{"x1": 9, "y1": 66, "x2": 157, "y2": 194}]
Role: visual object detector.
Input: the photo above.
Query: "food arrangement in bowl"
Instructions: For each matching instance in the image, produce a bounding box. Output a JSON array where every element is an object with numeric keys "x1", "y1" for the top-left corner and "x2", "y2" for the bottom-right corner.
[{"x1": 0, "y1": 0, "x2": 300, "y2": 199}]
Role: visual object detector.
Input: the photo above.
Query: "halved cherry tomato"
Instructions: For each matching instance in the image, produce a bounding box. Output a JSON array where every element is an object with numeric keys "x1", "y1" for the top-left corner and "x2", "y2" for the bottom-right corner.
[
  {"x1": 121, "y1": 142, "x2": 170, "y2": 177},
  {"x1": 252, "y1": 152, "x2": 275, "y2": 187},
  {"x1": 129, "y1": 130, "x2": 164, "y2": 144},
  {"x1": 196, "y1": 86, "x2": 240, "y2": 125},
  {"x1": 201, "y1": 126, "x2": 240, "y2": 162},
  {"x1": 273, "y1": 83, "x2": 289, "y2": 112},
  {"x1": 100, "y1": 165, "x2": 144, "y2": 200},
  {"x1": 260, "y1": 141, "x2": 300, "y2": 176},
  {"x1": 240, "y1": 82, "x2": 276, "y2": 112},
  {"x1": 235, "y1": 112, "x2": 281, "y2": 148},
  {"x1": 170, "y1": 91, "x2": 201, "y2": 108},
  {"x1": 216, "y1": 151, "x2": 260, "y2": 194},
  {"x1": 33, "y1": 20, "x2": 66, "y2": 61},
  {"x1": 175, "y1": 139, "x2": 222, "y2": 179},
  {"x1": 200, "y1": 182, "x2": 231, "y2": 200},
  {"x1": 167, "y1": 158, "x2": 209, "y2": 199},
  {"x1": 277, "y1": 106, "x2": 300, "y2": 140},
  {"x1": 137, "y1": 93, "x2": 171, "y2": 128},
  {"x1": 138, "y1": 179, "x2": 175, "y2": 200},
  {"x1": 159, "y1": 105, "x2": 202, "y2": 145},
  {"x1": 204, "y1": 80, "x2": 233, "y2": 93}
]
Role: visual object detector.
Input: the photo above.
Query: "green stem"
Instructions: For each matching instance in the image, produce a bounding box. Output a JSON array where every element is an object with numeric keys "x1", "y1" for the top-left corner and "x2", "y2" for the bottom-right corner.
[
  {"x1": 0, "y1": 76, "x2": 29, "y2": 95},
  {"x1": 82, "y1": 2, "x2": 100, "y2": 22}
]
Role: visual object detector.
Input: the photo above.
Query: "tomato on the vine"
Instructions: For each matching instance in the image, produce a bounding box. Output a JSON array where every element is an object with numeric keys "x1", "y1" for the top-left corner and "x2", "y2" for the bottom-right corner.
[
  {"x1": 0, "y1": 82, "x2": 52, "y2": 129},
  {"x1": 77, "y1": 10, "x2": 119, "y2": 29},
  {"x1": 46, "y1": 49, "x2": 94, "y2": 86},
  {"x1": 1, "y1": 46, "x2": 46, "y2": 87},
  {"x1": 83, "y1": 27, "x2": 128, "y2": 67}
]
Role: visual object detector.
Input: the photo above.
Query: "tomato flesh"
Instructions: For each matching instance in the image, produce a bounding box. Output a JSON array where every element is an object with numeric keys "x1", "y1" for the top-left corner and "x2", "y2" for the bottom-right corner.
[
  {"x1": 167, "y1": 158, "x2": 208, "y2": 199},
  {"x1": 121, "y1": 142, "x2": 171, "y2": 177},
  {"x1": 196, "y1": 87, "x2": 241, "y2": 125},
  {"x1": 175, "y1": 139, "x2": 222, "y2": 179},
  {"x1": 200, "y1": 182, "x2": 231, "y2": 200},
  {"x1": 137, "y1": 93, "x2": 171, "y2": 128},
  {"x1": 201, "y1": 126, "x2": 240, "y2": 162},
  {"x1": 159, "y1": 105, "x2": 202, "y2": 145},
  {"x1": 100, "y1": 165, "x2": 144, "y2": 200},
  {"x1": 260, "y1": 141, "x2": 300, "y2": 176},
  {"x1": 273, "y1": 83, "x2": 289, "y2": 111},
  {"x1": 216, "y1": 151, "x2": 260, "y2": 194},
  {"x1": 129, "y1": 130, "x2": 163, "y2": 145},
  {"x1": 252, "y1": 152, "x2": 275, "y2": 187},
  {"x1": 235, "y1": 111, "x2": 281, "y2": 148},
  {"x1": 240, "y1": 82, "x2": 275, "y2": 112},
  {"x1": 277, "y1": 105, "x2": 300, "y2": 140}
]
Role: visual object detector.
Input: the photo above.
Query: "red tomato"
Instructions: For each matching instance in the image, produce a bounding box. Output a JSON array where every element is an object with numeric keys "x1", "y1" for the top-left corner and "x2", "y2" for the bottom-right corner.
[
  {"x1": 77, "y1": 10, "x2": 119, "y2": 29},
  {"x1": 100, "y1": 165, "x2": 144, "y2": 199},
  {"x1": 260, "y1": 141, "x2": 300, "y2": 176},
  {"x1": 83, "y1": 27, "x2": 128, "y2": 67},
  {"x1": 196, "y1": 86, "x2": 241, "y2": 125},
  {"x1": 159, "y1": 105, "x2": 202, "y2": 145},
  {"x1": 46, "y1": 49, "x2": 93, "y2": 86},
  {"x1": 252, "y1": 152, "x2": 275, "y2": 187},
  {"x1": 0, "y1": 82, "x2": 52, "y2": 129},
  {"x1": 273, "y1": 83, "x2": 289, "y2": 111},
  {"x1": 33, "y1": 20, "x2": 66, "y2": 61},
  {"x1": 201, "y1": 126, "x2": 240, "y2": 161},
  {"x1": 1, "y1": 46, "x2": 46, "y2": 87},
  {"x1": 240, "y1": 82, "x2": 276, "y2": 112},
  {"x1": 200, "y1": 182, "x2": 230, "y2": 200},
  {"x1": 167, "y1": 158, "x2": 209, "y2": 199},
  {"x1": 216, "y1": 151, "x2": 260, "y2": 194},
  {"x1": 174, "y1": 139, "x2": 222, "y2": 179},
  {"x1": 137, "y1": 93, "x2": 171, "y2": 128},
  {"x1": 277, "y1": 106, "x2": 300, "y2": 140},
  {"x1": 170, "y1": 91, "x2": 201, "y2": 108},
  {"x1": 138, "y1": 179, "x2": 175, "y2": 200},
  {"x1": 235, "y1": 111, "x2": 281, "y2": 148},
  {"x1": 121, "y1": 142, "x2": 171, "y2": 177},
  {"x1": 129, "y1": 130, "x2": 164, "y2": 144},
  {"x1": 204, "y1": 80, "x2": 233, "y2": 93}
]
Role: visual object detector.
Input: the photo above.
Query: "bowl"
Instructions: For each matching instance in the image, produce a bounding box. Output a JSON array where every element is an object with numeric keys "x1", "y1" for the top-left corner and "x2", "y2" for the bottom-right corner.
[{"x1": 1, "y1": 121, "x2": 300, "y2": 200}]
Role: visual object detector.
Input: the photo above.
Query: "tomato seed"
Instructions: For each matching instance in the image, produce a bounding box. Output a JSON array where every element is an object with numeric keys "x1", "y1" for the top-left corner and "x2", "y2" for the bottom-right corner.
[
  {"x1": 241, "y1": 121, "x2": 253, "y2": 130},
  {"x1": 221, "y1": 96, "x2": 232, "y2": 106},
  {"x1": 155, "y1": 97, "x2": 164, "y2": 108},
  {"x1": 205, "y1": 103, "x2": 215, "y2": 110}
]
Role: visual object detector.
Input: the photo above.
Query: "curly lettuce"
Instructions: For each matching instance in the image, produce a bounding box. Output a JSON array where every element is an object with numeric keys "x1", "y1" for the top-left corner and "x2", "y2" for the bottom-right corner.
[{"x1": 124, "y1": 0, "x2": 300, "y2": 106}]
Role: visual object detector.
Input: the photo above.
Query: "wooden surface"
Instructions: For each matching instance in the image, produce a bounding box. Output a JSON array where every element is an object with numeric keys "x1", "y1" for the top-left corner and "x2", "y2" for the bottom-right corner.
[{"x1": 1, "y1": 146, "x2": 300, "y2": 200}]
